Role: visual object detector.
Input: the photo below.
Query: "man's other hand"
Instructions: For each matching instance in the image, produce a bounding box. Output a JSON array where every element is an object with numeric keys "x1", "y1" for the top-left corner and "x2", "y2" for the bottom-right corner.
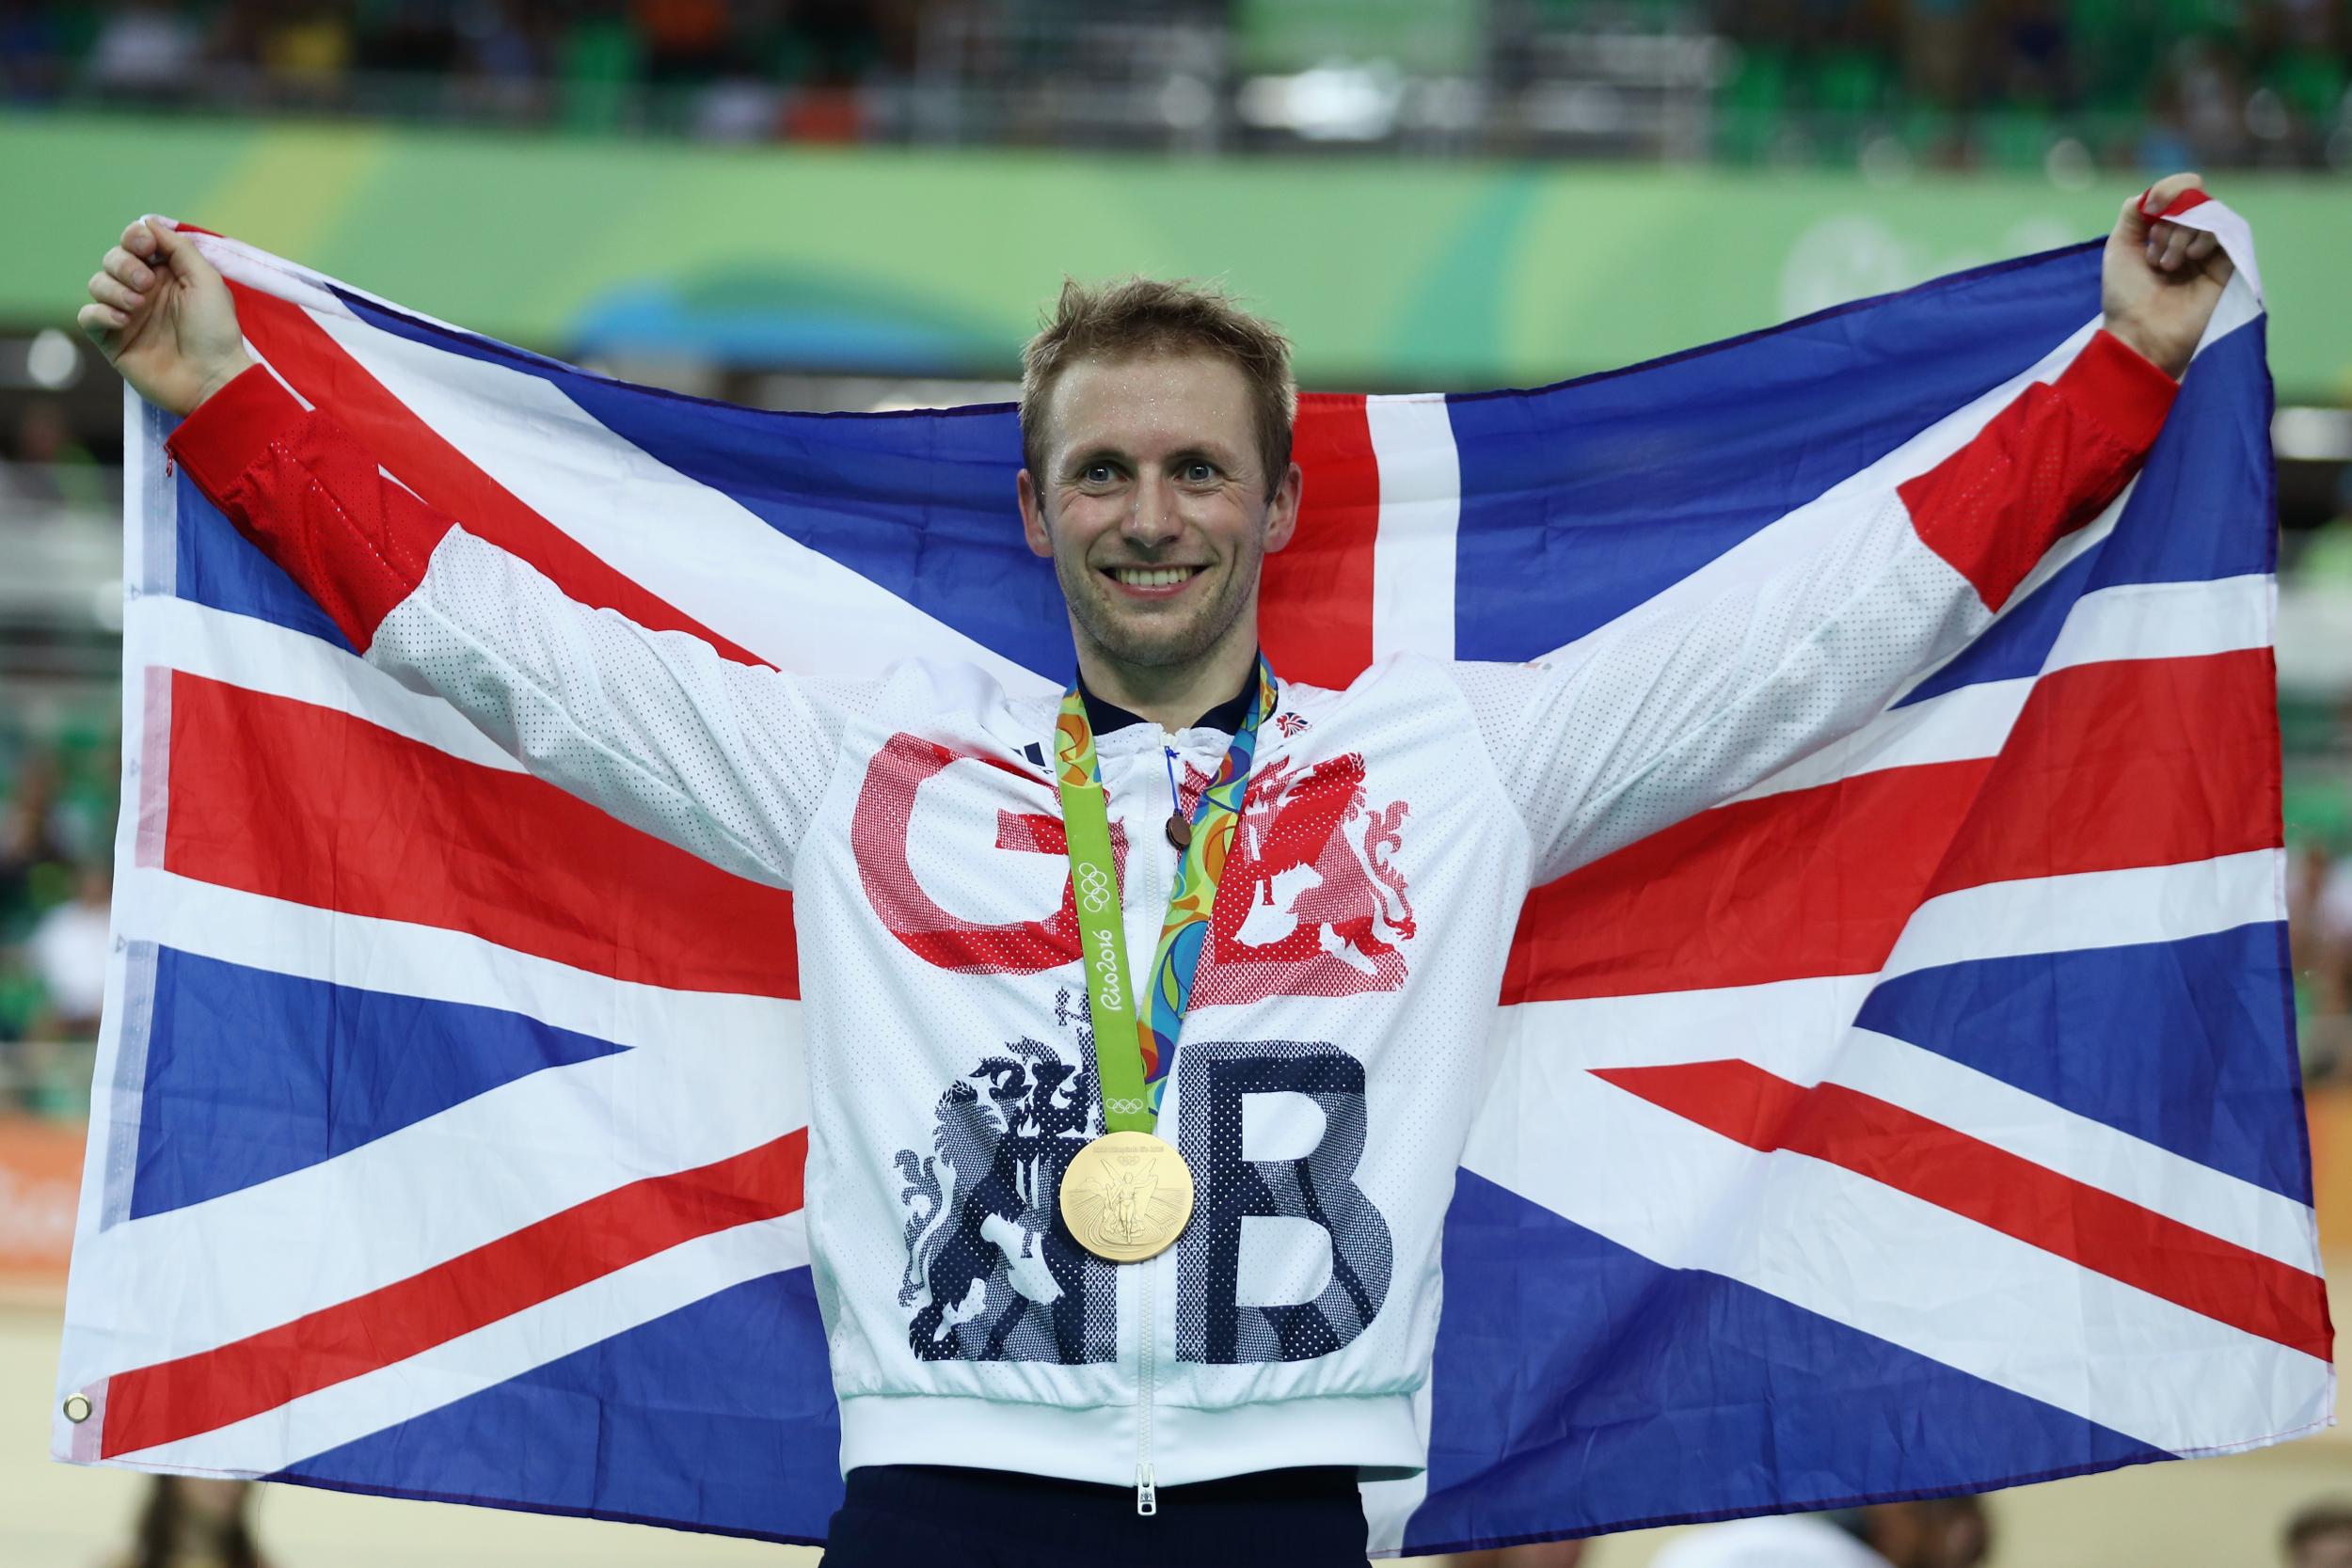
[
  {"x1": 2101, "y1": 172, "x2": 2233, "y2": 380},
  {"x1": 78, "y1": 217, "x2": 254, "y2": 417}
]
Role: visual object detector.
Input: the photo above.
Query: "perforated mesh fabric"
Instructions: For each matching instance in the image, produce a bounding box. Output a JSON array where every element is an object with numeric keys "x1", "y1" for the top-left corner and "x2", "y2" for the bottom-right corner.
[
  {"x1": 373, "y1": 527, "x2": 882, "y2": 888},
  {"x1": 1449, "y1": 495, "x2": 1985, "y2": 885}
]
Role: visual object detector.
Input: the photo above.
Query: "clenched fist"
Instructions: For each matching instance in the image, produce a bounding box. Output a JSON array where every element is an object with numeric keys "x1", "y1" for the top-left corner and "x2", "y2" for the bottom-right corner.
[
  {"x1": 77, "y1": 217, "x2": 254, "y2": 418},
  {"x1": 2101, "y1": 172, "x2": 2234, "y2": 380}
]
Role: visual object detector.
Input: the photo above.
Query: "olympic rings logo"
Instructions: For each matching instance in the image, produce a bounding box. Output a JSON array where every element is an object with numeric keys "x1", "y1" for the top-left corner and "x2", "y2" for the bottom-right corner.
[
  {"x1": 1075, "y1": 862, "x2": 1114, "y2": 913},
  {"x1": 1106, "y1": 1097, "x2": 1147, "y2": 1115}
]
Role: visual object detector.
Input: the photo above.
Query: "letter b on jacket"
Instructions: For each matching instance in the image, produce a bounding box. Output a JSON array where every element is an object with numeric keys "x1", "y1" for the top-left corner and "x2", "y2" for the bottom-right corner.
[{"x1": 1174, "y1": 1040, "x2": 1392, "y2": 1363}]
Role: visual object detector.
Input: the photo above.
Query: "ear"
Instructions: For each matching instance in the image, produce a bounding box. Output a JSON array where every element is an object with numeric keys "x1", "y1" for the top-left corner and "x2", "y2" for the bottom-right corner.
[
  {"x1": 1017, "y1": 468, "x2": 1054, "y2": 559},
  {"x1": 1263, "y1": 461, "x2": 1304, "y2": 555}
]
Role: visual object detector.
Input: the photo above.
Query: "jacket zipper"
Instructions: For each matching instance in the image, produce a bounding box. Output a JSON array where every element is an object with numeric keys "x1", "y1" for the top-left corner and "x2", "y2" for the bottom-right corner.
[
  {"x1": 1136, "y1": 1256, "x2": 1158, "y2": 1514},
  {"x1": 1135, "y1": 738, "x2": 1176, "y2": 1517}
]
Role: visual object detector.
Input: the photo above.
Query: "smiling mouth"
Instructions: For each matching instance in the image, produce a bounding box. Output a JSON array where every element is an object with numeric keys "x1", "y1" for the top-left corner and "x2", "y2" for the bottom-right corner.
[{"x1": 1104, "y1": 565, "x2": 1206, "y2": 591}]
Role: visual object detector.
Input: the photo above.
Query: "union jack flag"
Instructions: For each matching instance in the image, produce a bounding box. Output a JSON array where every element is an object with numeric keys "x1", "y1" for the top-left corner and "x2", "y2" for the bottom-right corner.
[{"x1": 54, "y1": 214, "x2": 2329, "y2": 1555}]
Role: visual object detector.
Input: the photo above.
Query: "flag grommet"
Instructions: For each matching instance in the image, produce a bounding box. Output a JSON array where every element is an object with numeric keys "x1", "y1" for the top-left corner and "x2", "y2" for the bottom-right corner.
[{"x1": 61, "y1": 1394, "x2": 90, "y2": 1423}]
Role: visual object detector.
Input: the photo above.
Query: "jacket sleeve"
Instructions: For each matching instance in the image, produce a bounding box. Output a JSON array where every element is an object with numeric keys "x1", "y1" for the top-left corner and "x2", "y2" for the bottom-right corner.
[
  {"x1": 167, "y1": 365, "x2": 872, "y2": 890},
  {"x1": 1450, "y1": 328, "x2": 2180, "y2": 886}
]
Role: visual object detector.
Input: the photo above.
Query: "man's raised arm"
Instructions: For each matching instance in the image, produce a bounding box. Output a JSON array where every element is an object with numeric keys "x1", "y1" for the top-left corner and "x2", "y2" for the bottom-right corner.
[
  {"x1": 83, "y1": 218, "x2": 862, "y2": 890},
  {"x1": 1453, "y1": 174, "x2": 2233, "y2": 885}
]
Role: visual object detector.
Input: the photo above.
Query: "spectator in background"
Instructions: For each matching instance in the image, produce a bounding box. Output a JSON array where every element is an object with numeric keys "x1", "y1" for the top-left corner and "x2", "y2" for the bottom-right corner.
[
  {"x1": 1439, "y1": 1541, "x2": 1585, "y2": 1566},
  {"x1": 694, "y1": 69, "x2": 783, "y2": 141},
  {"x1": 0, "y1": 0, "x2": 67, "y2": 102},
  {"x1": 13, "y1": 857, "x2": 106, "y2": 1113},
  {"x1": 2, "y1": 397, "x2": 106, "y2": 511},
  {"x1": 2289, "y1": 468, "x2": 2352, "y2": 584},
  {"x1": 637, "y1": 0, "x2": 729, "y2": 85},
  {"x1": 1993, "y1": 0, "x2": 2070, "y2": 109},
  {"x1": 28, "y1": 859, "x2": 109, "y2": 1040},
  {"x1": 463, "y1": 0, "x2": 538, "y2": 79},
  {"x1": 1651, "y1": 1497, "x2": 1990, "y2": 1568},
  {"x1": 119, "y1": 1474, "x2": 266, "y2": 1568},
  {"x1": 2287, "y1": 1501, "x2": 2352, "y2": 1568},
  {"x1": 356, "y1": 0, "x2": 460, "y2": 77},
  {"x1": 86, "y1": 0, "x2": 201, "y2": 99},
  {"x1": 457, "y1": 0, "x2": 543, "y2": 120},
  {"x1": 2309, "y1": 842, "x2": 2352, "y2": 1078},
  {"x1": 2166, "y1": 35, "x2": 2252, "y2": 166},
  {"x1": 0, "y1": 748, "x2": 75, "y2": 935},
  {"x1": 256, "y1": 0, "x2": 354, "y2": 108},
  {"x1": 1899, "y1": 0, "x2": 1974, "y2": 113}
]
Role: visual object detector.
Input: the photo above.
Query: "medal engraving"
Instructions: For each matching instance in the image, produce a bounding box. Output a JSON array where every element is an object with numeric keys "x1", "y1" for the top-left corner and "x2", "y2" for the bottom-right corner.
[{"x1": 1059, "y1": 1131, "x2": 1194, "y2": 1262}]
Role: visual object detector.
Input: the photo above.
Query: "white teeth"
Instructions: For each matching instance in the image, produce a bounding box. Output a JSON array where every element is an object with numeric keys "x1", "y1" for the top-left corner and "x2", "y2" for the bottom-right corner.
[{"x1": 1114, "y1": 567, "x2": 1196, "y2": 588}]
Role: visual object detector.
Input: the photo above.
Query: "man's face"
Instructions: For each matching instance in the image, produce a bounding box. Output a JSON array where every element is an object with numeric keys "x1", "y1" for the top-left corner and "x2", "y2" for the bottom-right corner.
[
  {"x1": 2296, "y1": 1527, "x2": 2352, "y2": 1568},
  {"x1": 1017, "y1": 351, "x2": 1298, "y2": 673}
]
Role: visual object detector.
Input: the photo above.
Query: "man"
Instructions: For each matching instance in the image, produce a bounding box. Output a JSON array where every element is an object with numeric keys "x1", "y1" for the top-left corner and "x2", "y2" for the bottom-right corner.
[
  {"x1": 2287, "y1": 1501, "x2": 2352, "y2": 1568},
  {"x1": 1649, "y1": 1498, "x2": 1989, "y2": 1568},
  {"x1": 78, "y1": 176, "x2": 2231, "y2": 1566}
]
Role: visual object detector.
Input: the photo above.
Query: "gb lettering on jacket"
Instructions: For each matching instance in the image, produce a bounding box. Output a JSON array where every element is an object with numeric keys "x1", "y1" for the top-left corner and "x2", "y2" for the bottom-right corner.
[
  {"x1": 851, "y1": 729, "x2": 1409, "y2": 1369},
  {"x1": 851, "y1": 732, "x2": 1417, "y2": 996}
]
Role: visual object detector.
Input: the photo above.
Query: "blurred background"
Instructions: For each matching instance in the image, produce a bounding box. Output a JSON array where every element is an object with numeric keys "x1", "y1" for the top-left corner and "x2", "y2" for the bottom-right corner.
[{"x1": 1, "y1": 2, "x2": 2350, "y2": 1565}]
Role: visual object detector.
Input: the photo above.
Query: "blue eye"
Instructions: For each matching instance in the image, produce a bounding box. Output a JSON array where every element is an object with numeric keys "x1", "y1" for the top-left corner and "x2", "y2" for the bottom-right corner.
[
  {"x1": 1182, "y1": 461, "x2": 1216, "y2": 483},
  {"x1": 1081, "y1": 462, "x2": 1117, "y2": 484}
]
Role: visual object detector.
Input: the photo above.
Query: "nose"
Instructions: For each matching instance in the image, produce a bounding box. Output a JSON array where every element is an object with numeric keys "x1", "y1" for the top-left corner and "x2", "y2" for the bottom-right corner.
[{"x1": 1122, "y1": 472, "x2": 1183, "y2": 551}]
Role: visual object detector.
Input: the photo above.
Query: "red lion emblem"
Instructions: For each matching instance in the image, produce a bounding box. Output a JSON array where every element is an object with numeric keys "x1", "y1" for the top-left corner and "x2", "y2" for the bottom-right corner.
[{"x1": 1191, "y1": 752, "x2": 1415, "y2": 1006}]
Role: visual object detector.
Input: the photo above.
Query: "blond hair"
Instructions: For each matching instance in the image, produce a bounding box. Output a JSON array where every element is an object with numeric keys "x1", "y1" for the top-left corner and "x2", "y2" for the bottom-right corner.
[{"x1": 1019, "y1": 277, "x2": 1296, "y2": 487}]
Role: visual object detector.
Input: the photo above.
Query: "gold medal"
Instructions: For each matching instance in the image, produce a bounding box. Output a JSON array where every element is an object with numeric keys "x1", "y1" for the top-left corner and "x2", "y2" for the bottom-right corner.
[{"x1": 1059, "y1": 1131, "x2": 1195, "y2": 1262}]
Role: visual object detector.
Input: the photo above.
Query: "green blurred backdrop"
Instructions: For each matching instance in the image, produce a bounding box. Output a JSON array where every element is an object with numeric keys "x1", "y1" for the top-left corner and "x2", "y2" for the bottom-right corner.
[{"x1": 7, "y1": 111, "x2": 2347, "y2": 397}]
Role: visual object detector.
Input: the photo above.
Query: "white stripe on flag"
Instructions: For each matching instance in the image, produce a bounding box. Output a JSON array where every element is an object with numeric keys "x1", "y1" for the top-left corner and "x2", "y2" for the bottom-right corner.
[
  {"x1": 1497, "y1": 849, "x2": 2299, "y2": 1262},
  {"x1": 1832, "y1": 1028, "x2": 2320, "y2": 1271},
  {"x1": 1367, "y1": 393, "x2": 1460, "y2": 662},
  {"x1": 185, "y1": 227, "x2": 355, "y2": 323},
  {"x1": 309, "y1": 309, "x2": 1056, "y2": 693},
  {"x1": 1462, "y1": 1062, "x2": 2328, "y2": 1457},
  {"x1": 125, "y1": 594, "x2": 526, "y2": 774},
  {"x1": 114, "y1": 863, "x2": 795, "y2": 1054},
  {"x1": 70, "y1": 869, "x2": 809, "y2": 1369},
  {"x1": 96, "y1": 1212, "x2": 812, "y2": 1472},
  {"x1": 2043, "y1": 573, "x2": 2271, "y2": 671},
  {"x1": 1501, "y1": 989, "x2": 2312, "y2": 1273},
  {"x1": 1883, "y1": 848, "x2": 2281, "y2": 979}
]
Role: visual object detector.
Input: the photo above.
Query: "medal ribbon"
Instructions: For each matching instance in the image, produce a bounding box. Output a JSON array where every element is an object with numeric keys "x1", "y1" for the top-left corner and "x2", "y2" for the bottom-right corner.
[{"x1": 1053, "y1": 658, "x2": 1278, "y2": 1133}]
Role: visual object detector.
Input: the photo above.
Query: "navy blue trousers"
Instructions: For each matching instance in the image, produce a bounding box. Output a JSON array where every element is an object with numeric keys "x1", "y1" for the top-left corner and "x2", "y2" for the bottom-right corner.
[{"x1": 819, "y1": 1464, "x2": 1370, "y2": 1567}]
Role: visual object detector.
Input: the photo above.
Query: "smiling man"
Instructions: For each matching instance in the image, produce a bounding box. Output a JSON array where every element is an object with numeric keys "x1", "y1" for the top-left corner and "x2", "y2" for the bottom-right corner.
[
  {"x1": 1016, "y1": 278, "x2": 1299, "y2": 737},
  {"x1": 80, "y1": 176, "x2": 2233, "y2": 1567}
]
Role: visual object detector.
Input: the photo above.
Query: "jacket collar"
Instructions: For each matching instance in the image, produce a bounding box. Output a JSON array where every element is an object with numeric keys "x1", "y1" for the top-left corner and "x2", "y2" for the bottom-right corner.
[{"x1": 1075, "y1": 653, "x2": 1260, "y2": 738}]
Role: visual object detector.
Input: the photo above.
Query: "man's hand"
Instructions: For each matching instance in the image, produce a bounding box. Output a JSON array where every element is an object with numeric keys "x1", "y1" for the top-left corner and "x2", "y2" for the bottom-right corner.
[
  {"x1": 2101, "y1": 172, "x2": 2233, "y2": 381},
  {"x1": 77, "y1": 217, "x2": 254, "y2": 418}
]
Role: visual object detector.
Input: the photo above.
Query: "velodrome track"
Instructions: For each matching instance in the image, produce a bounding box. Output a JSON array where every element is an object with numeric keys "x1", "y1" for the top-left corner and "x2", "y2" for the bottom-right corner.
[{"x1": 4, "y1": 1297, "x2": 2344, "y2": 1567}]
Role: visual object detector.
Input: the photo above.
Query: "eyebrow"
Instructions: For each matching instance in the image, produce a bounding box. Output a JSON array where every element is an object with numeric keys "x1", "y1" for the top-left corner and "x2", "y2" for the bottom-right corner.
[{"x1": 1059, "y1": 442, "x2": 1238, "y2": 475}]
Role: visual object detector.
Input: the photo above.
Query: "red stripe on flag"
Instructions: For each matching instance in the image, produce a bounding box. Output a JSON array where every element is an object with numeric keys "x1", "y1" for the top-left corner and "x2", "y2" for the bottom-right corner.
[
  {"x1": 1262, "y1": 393, "x2": 1379, "y2": 689},
  {"x1": 1502, "y1": 650, "x2": 2280, "y2": 1004},
  {"x1": 227, "y1": 284, "x2": 770, "y2": 667},
  {"x1": 1923, "y1": 645, "x2": 2279, "y2": 897},
  {"x1": 1506, "y1": 756, "x2": 1990, "y2": 1005},
  {"x1": 100, "y1": 1129, "x2": 808, "y2": 1459},
  {"x1": 2140, "y1": 185, "x2": 2212, "y2": 224},
  {"x1": 164, "y1": 672, "x2": 801, "y2": 998},
  {"x1": 1596, "y1": 1059, "x2": 2331, "y2": 1361}
]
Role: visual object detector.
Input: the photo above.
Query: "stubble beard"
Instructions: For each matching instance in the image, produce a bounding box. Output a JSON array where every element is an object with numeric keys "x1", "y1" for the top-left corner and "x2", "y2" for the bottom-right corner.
[{"x1": 1055, "y1": 528, "x2": 1263, "y2": 674}]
